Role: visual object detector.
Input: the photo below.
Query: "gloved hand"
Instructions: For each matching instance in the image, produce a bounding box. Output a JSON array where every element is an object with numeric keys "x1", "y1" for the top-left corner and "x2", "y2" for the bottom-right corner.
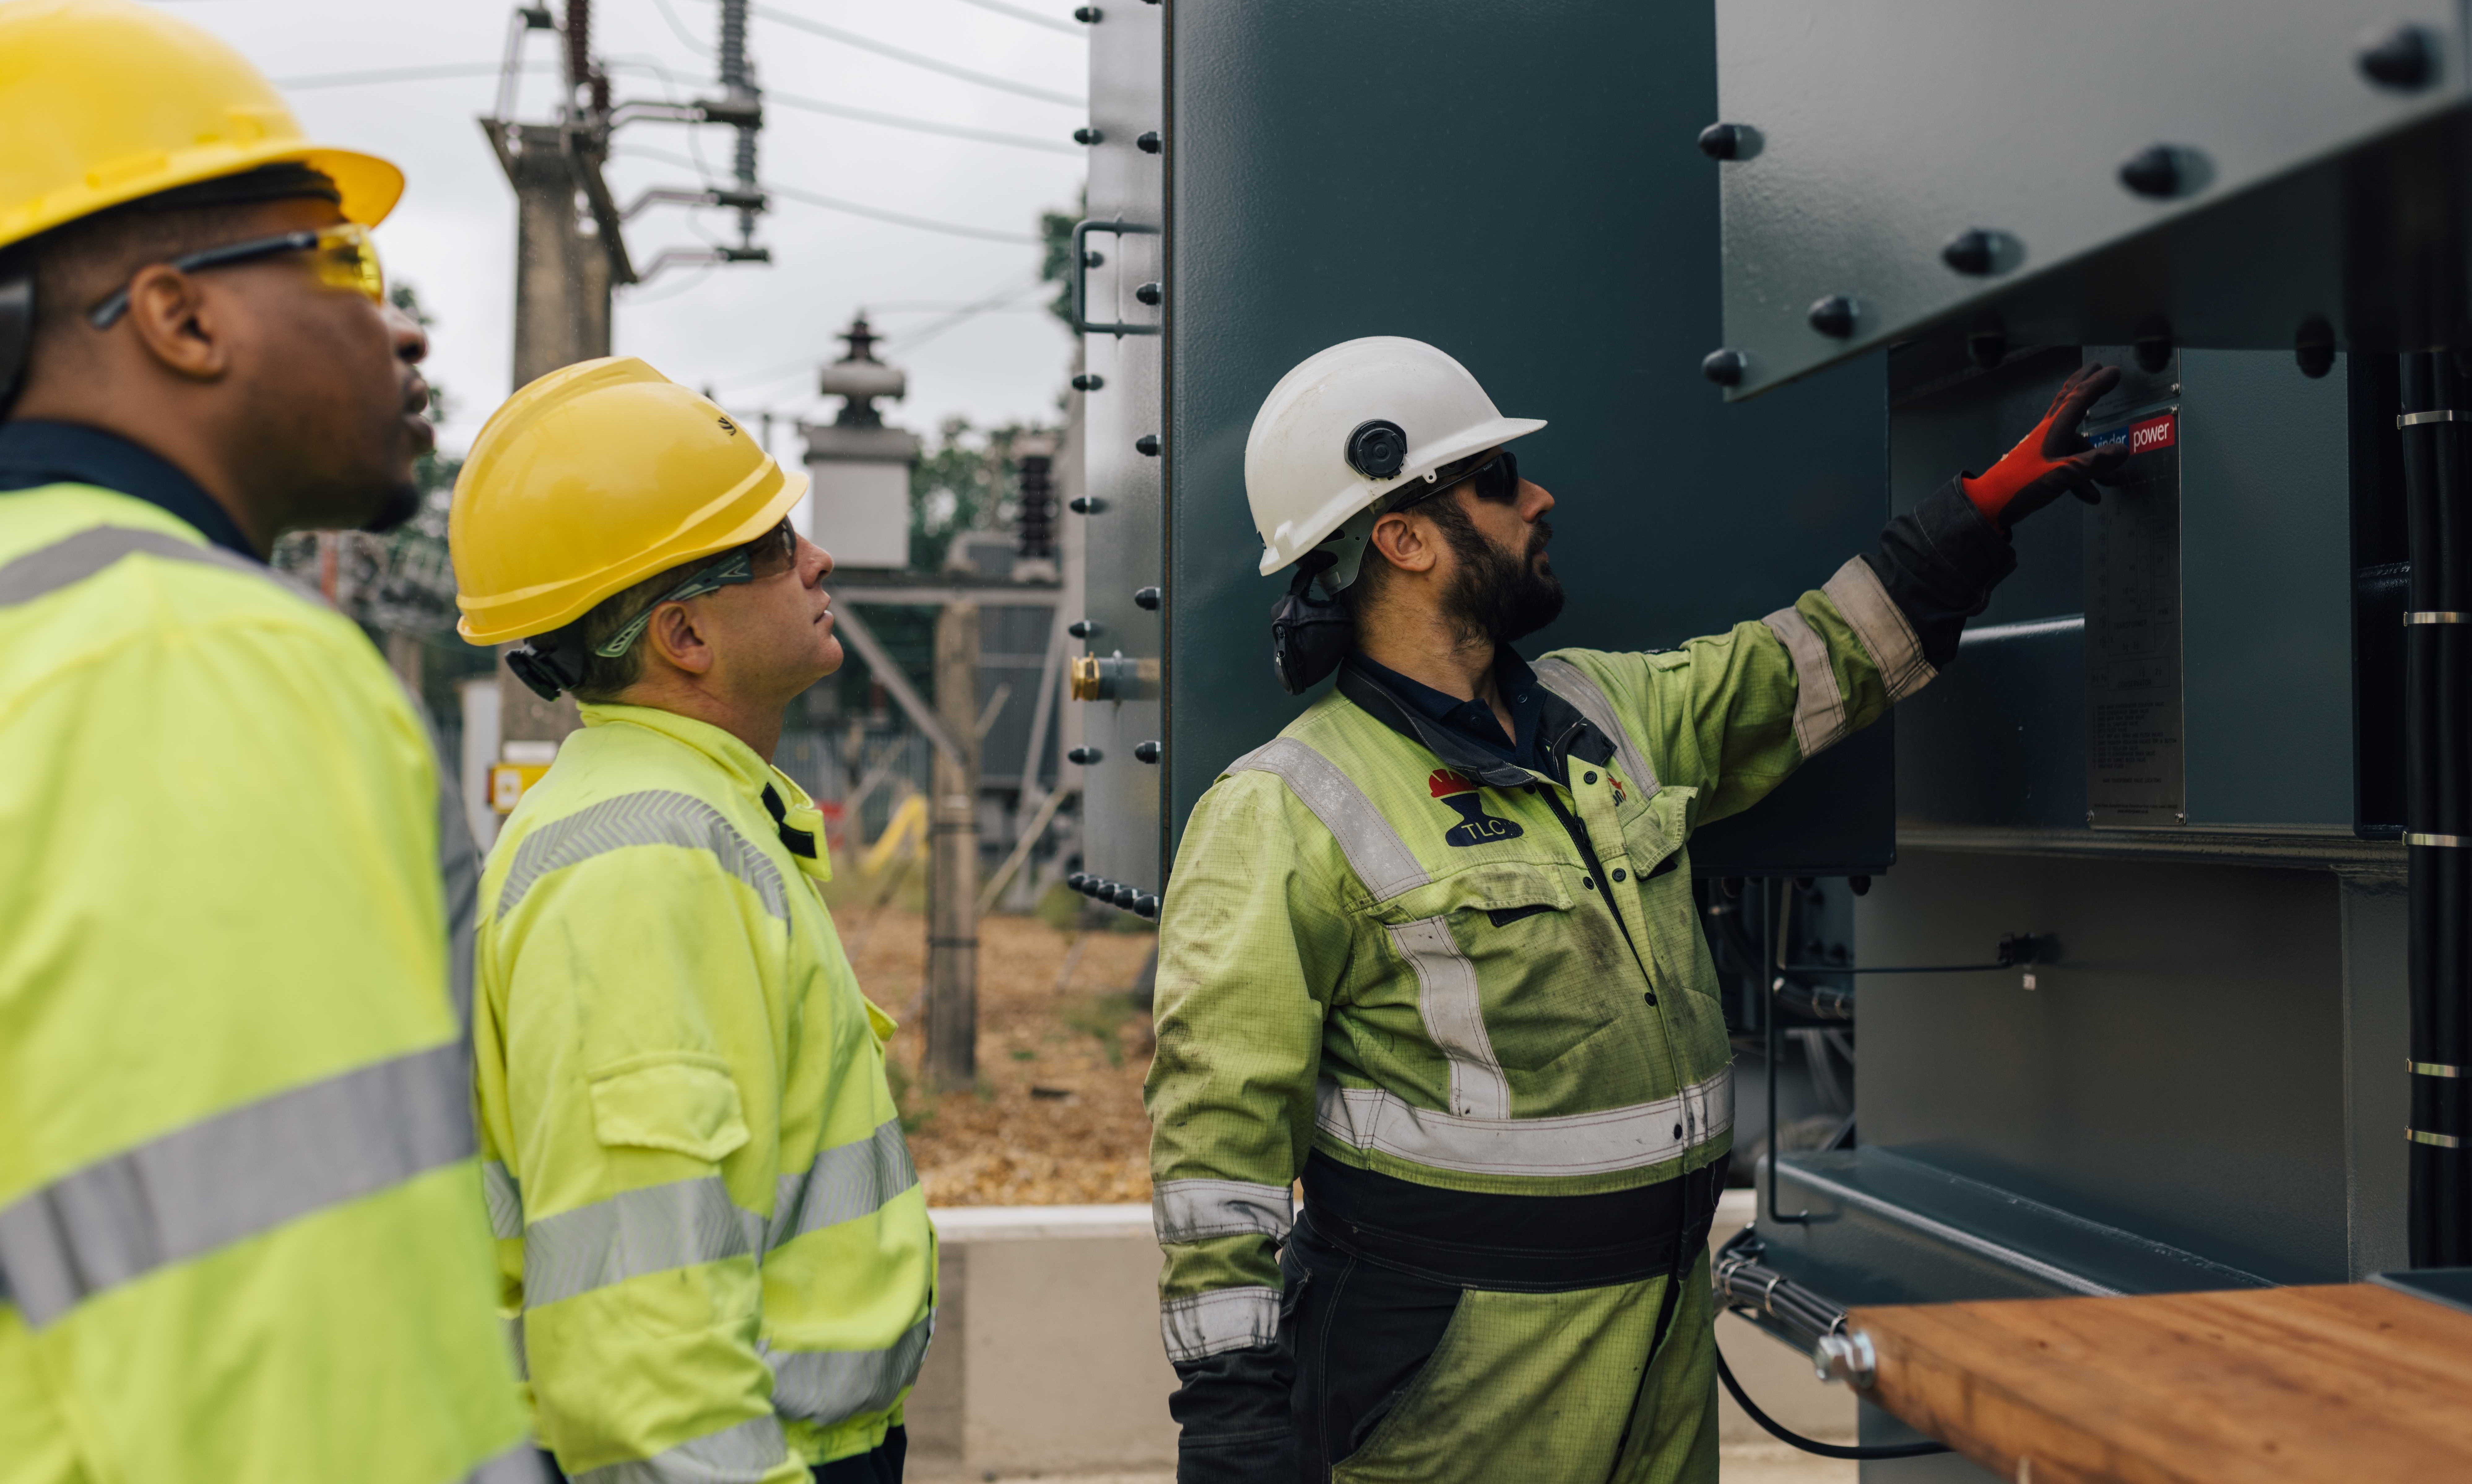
[{"x1": 1961, "y1": 363, "x2": 2131, "y2": 530}]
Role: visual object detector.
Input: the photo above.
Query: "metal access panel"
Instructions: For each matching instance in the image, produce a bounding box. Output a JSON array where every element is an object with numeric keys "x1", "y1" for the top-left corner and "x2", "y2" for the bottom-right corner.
[
  {"x1": 1164, "y1": 0, "x2": 1892, "y2": 879},
  {"x1": 1711, "y1": 2, "x2": 2472, "y2": 401},
  {"x1": 1072, "y1": 0, "x2": 1168, "y2": 895}
]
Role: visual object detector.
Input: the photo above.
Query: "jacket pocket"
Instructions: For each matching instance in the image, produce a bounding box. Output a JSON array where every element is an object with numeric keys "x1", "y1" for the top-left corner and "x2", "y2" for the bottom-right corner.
[
  {"x1": 587, "y1": 1053, "x2": 751, "y2": 1162},
  {"x1": 1411, "y1": 865, "x2": 1620, "y2": 1076}
]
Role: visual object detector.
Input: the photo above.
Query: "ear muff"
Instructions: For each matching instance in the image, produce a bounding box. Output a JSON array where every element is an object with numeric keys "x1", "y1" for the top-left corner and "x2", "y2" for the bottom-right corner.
[
  {"x1": 505, "y1": 635, "x2": 585, "y2": 701},
  {"x1": 1269, "y1": 549, "x2": 1354, "y2": 695},
  {"x1": 1344, "y1": 419, "x2": 1407, "y2": 480},
  {"x1": 0, "y1": 271, "x2": 34, "y2": 419}
]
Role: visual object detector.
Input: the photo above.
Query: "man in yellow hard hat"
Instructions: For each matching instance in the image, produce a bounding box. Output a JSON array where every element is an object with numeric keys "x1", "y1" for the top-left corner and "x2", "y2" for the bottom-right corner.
[
  {"x1": 0, "y1": 2, "x2": 536, "y2": 1482},
  {"x1": 451, "y1": 358, "x2": 937, "y2": 1484}
]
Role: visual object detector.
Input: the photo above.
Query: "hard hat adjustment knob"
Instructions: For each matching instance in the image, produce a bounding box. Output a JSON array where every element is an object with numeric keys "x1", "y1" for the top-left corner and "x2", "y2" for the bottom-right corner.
[{"x1": 1345, "y1": 419, "x2": 1409, "y2": 479}]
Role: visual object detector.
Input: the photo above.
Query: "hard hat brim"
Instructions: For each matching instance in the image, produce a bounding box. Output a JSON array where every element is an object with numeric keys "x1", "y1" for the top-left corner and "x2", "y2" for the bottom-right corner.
[
  {"x1": 1257, "y1": 415, "x2": 1547, "y2": 576},
  {"x1": 0, "y1": 141, "x2": 405, "y2": 254},
  {"x1": 453, "y1": 467, "x2": 812, "y2": 646}
]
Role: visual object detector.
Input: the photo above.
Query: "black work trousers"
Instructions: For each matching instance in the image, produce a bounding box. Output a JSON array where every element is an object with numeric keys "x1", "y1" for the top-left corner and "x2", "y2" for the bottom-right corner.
[{"x1": 536, "y1": 1426, "x2": 905, "y2": 1482}]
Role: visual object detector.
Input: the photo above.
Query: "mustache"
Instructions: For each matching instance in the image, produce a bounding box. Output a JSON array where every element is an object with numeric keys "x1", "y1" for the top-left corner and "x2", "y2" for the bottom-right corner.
[{"x1": 1528, "y1": 517, "x2": 1554, "y2": 557}]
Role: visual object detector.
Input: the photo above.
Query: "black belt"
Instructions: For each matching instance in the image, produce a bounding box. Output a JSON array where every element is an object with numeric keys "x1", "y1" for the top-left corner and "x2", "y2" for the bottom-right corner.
[{"x1": 1298, "y1": 1151, "x2": 1728, "y2": 1291}]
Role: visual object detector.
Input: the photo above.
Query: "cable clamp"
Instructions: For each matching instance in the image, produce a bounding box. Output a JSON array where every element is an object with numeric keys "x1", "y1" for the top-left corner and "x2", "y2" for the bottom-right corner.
[
  {"x1": 1813, "y1": 1330, "x2": 1877, "y2": 1388},
  {"x1": 2405, "y1": 612, "x2": 2472, "y2": 625},
  {"x1": 2411, "y1": 1061, "x2": 2465, "y2": 1078},
  {"x1": 2405, "y1": 832, "x2": 2472, "y2": 848},
  {"x1": 2408, "y1": 1128, "x2": 2464, "y2": 1148},
  {"x1": 2399, "y1": 410, "x2": 2470, "y2": 427}
]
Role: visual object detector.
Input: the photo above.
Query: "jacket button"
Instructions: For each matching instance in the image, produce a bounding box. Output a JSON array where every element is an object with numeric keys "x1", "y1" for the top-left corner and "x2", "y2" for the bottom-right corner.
[
  {"x1": 1582, "y1": 877, "x2": 1597, "y2": 891},
  {"x1": 1672, "y1": 1124, "x2": 1684, "y2": 1139},
  {"x1": 1644, "y1": 991, "x2": 1658, "y2": 1006},
  {"x1": 1583, "y1": 771, "x2": 1598, "y2": 785},
  {"x1": 1611, "y1": 868, "x2": 1627, "y2": 882}
]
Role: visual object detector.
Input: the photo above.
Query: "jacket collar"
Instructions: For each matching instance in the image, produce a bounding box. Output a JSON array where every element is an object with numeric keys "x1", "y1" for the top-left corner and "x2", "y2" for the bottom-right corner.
[
  {"x1": 576, "y1": 702, "x2": 806, "y2": 807},
  {"x1": 1335, "y1": 656, "x2": 1614, "y2": 790},
  {"x1": 0, "y1": 420, "x2": 258, "y2": 560}
]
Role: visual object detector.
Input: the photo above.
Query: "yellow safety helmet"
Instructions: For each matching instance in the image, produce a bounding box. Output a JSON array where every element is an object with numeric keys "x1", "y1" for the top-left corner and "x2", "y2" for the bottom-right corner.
[
  {"x1": 450, "y1": 357, "x2": 810, "y2": 645},
  {"x1": 0, "y1": 0, "x2": 403, "y2": 253}
]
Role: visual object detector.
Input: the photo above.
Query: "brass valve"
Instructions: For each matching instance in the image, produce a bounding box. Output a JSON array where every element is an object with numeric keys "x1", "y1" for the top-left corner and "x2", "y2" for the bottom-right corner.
[{"x1": 1070, "y1": 654, "x2": 1104, "y2": 701}]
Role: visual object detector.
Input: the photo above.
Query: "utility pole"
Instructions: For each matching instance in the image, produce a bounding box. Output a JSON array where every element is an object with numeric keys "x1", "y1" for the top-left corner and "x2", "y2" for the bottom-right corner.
[{"x1": 925, "y1": 602, "x2": 981, "y2": 1090}]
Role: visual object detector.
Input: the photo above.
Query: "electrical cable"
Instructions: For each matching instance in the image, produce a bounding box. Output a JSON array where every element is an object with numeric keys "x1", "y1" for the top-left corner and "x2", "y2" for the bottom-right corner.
[
  {"x1": 614, "y1": 145, "x2": 1041, "y2": 241},
  {"x1": 949, "y1": 0, "x2": 1085, "y2": 37},
  {"x1": 1711, "y1": 1341, "x2": 1951, "y2": 1462},
  {"x1": 767, "y1": 89, "x2": 1079, "y2": 154},
  {"x1": 651, "y1": 0, "x2": 717, "y2": 55},
  {"x1": 741, "y1": 2, "x2": 1086, "y2": 106}
]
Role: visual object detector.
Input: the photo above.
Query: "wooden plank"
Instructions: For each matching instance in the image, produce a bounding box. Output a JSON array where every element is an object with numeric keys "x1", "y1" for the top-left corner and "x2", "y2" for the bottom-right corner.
[{"x1": 1849, "y1": 1284, "x2": 2472, "y2": 1484}]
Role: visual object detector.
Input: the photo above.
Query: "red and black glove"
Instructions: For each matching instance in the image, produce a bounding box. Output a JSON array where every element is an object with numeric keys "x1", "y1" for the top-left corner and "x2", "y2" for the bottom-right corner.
[{"x1": 1961, "y1": 363, "x2": 2130, "y2": 531}]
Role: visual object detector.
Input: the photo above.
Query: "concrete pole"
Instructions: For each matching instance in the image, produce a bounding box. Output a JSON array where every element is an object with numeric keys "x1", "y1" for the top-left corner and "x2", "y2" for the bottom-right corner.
[{"x1": 925, "y1": 602, "x2": 981, "y2": 1090}]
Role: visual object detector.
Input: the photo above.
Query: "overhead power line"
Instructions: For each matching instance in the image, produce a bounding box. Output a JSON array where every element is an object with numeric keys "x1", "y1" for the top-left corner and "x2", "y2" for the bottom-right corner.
[
  {"x1": 744, "y1": 3, "x2": 1086, "y2": 107},
  {"x1": 767, "y1": 89, "x2": 1076, "y2": 154},
  {"x1": 274, "y1": 60, "x2": 514, "y2": 89},
  {"x1": 617, "y1": 145, "x2": 1042, "y2": 242},
  {"x1": 950, "y1": 0, "x2": 1085, "y2": 37}
]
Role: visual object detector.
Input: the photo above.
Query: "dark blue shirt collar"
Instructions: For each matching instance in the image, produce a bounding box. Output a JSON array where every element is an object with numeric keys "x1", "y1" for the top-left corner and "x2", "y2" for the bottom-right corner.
[
  {"x1": 1347, "y1": 646, "x2": 1548, "y2": 771},
  {"x1": 0, "y1": 420, "x2": 258, "y2": 561}
]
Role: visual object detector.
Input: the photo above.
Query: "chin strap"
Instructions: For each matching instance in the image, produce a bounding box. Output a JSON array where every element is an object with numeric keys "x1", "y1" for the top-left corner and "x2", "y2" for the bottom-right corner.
[{"x1": 1269, "y1": 549, "x2": 1354, "y2": 695}]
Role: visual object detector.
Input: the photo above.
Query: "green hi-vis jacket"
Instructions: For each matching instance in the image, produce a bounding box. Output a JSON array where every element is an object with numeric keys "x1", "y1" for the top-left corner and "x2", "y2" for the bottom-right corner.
[
  {"x1": 1145, "y1": 556, "x2": 1937, "y2": 1365},
  {"x1": 0, "y1": 485, "x2": 534, "y2": 1484},
  {"x1": 473, "y1": 704, "x2": 935, "y2": 1481}
]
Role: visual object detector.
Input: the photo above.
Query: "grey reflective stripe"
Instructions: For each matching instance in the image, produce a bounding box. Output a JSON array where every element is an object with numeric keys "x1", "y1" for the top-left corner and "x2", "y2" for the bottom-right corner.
[
  {"x1": 568, "y1": 1413, "x2": 790, "y2": 1484},
  {"x1": 768, "y1": 1118, "x2": 917, "y2": 1248},
  {"x1": 482, "y1": 1160, "x2": 524, "y2": 1240},
  {"x1": 1389, "y1": 918, "x2": 1510, "y2": 1120},
  {"x1": 466, "y1": 1442, "x2": 552, "y2": 1484},
  {"x1": 0, "y1": 1041, "x2": 473, "y2": 1329},
  {"x1": 1532, "y1": 657, "x2": 1660, "y2": 798},
  {"x1": 1152, "y1": 1178, "x2": 1293, "y2": 1244},
  {"x1": 0, "y1": 523, "x2": 262, "y2": 607},
  {"x1": 497, "y1": 790, "x2": 789, "y2": 921},
  {"x1": 767, "y1": 1312, "x2": 934, "y2": 1427},
  {"x1": 419, "y1": 687, "x2": 485, "y2": 1031},
  {"x1": 1313, "y1": 1063, "x2": 1733, "y2": 1178},
  {"x1": 1822, "y1": 556, "x2": 1935, "y2": 702},
  {"x1": 1229, "y1": 737, "x2": 1429, "y2": 902},
  {"x1": 505, "y1": 1312, "x2": 529, "y2": 1381},
  {"x1": 1160, "y1": 1286, "x2": 1280, "y2": 1364},
  {"x1": 1760, "y1": 605, "x2": 1849, "y2": 759},
  {"x1": 521, "y1": 1177, "x2": 766, "y2": 1308}
]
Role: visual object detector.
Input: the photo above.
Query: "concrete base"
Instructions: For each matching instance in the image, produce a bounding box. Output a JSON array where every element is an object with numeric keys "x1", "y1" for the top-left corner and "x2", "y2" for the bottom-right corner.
[{"x1": 905, "y1": 1192, "x2": 1854, "y2": 1478}]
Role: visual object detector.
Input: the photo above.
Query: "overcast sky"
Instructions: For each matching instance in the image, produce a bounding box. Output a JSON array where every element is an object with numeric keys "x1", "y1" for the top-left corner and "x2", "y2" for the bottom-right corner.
[{"x1": 157, "y1": 0, "x2": 1087, "y2": 466}]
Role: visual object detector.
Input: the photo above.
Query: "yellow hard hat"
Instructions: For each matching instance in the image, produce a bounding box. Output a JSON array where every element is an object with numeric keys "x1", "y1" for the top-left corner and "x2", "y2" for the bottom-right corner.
[
  {"x1": 0, "y1": 0, "x2": 403, "y2": 252},
  {"x1": 451, "y1": 357, "x2": 811, "y2": 645}
]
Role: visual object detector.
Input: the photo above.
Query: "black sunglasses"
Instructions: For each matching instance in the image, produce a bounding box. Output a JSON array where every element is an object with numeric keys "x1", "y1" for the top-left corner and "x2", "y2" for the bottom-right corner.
[{"x1": 1388, "y1": 448, "x2": 1520, "y2": 514}]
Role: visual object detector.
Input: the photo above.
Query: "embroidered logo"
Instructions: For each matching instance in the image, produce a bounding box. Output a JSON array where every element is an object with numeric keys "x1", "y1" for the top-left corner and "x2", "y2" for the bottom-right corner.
[
  {"x1": 1609, "y1": 775, "x2": 1628, "y2": 807},
  {"x1": 1429, "y1": 768, "x2": 1524, "y2": 848}
]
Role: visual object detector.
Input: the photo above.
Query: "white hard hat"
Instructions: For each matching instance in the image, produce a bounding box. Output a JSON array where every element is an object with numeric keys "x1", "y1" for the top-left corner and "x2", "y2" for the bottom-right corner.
[{"x1": 1245, "y1": 336, "x2": 1547, "y2": 578}]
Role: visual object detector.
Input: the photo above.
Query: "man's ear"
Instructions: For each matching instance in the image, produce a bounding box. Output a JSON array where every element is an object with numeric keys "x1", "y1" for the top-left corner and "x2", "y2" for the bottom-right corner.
[
  {"x1": 120, "y1": 267, "x2": 231, "y2": 383},
  {"x1": 643, "y1": 601, "x2": 717, "y2": 677},
  {"x1": 1367, "y1": 510, "x2": 1440, "y2": 575}
]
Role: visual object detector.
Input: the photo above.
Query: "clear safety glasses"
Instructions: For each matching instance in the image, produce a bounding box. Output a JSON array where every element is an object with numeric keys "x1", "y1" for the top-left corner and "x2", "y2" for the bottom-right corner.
[
  {"x1": 1388, "y1": 447, "x2": 1521, "y2": 515},
  {"x1": 593, "y1": 519, "x2": 801, "y2": 660},
  {"x1": 87, "y1": 221, "x2": 385, "y2": 329}
]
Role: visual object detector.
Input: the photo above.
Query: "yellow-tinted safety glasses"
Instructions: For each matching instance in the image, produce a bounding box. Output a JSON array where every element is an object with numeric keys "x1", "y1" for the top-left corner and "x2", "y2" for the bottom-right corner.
[{"x1": 88, "y1": 222, "x2": 384, "y2": 329}]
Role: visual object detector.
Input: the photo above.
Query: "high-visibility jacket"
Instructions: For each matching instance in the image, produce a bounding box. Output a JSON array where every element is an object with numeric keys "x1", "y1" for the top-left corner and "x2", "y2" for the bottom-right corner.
[
  {"x1": 0, "y1": 482, "x2": 536, "y2": 1484},
  {"x1": 1145, "y1": 552, "x2": 1947, "y2": 1363},
  {"x1": 473, "y1": 702, "x2": 935, "y2": 1481}
]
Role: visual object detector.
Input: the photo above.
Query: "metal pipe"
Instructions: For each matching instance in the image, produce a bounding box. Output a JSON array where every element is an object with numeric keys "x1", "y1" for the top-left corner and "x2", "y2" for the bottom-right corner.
[
  {"x1": 2400, "y1": 351, "x2": 2471, "y2": 1266},
  {"x1": 1763, "y1": 880, "x2": 1808, "y2": 1225}
]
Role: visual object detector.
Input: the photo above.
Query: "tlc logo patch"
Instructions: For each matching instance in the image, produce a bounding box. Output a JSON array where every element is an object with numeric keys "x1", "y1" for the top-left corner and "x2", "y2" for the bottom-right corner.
[{"x1": 1429, "y1": 768, "x2": 1524, "y2": 848}]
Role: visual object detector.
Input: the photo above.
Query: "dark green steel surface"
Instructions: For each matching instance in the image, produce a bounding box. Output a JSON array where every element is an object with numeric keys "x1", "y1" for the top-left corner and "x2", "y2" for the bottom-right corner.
[{"x1": 1166, "y1": 0, "x2": 1892, "y2": 875}]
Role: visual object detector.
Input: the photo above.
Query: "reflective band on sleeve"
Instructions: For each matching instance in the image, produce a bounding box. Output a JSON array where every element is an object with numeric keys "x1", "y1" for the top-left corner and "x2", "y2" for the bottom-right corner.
[
  {"x1": 1760, "y1": 605, "x2": 1847, "y2": 760},
  {"x1": 1160, "y1": 1286, "x2": 1281, "y2": 1364},
  {"x1": 497, "y1": 791, "x2": 789, "y2": 921},
  {"x1": 0, "y1": 524, "x2": 262, "y2": 607},
  {"x1": 1821, "y1": 557, "x2": 1935, "y2": 703},
  {"x1": 465, "y1": 1442, "x2": 552, "y2": 1484},
  {"x1": 1532, "y1": 657, "x2": 1660, "y2": 798},
  {"x1": 768, "y1": 1118, "x2": 917, "y2": 1248},
  {"x1": 520, "y1": 1177, "x2": 766, "y2": 1309},
  {"x1": 0, "y1": 1041, "x2": 473, "y2": 1329},
  {"x1": 1152, "y1": 1178, "x2": 1293, "y2": 1244},
  {"x1": 1314, "y1": 1064, "x2": 1733, "y2": 1178},
  {"x1": 1390, "y1": 918, "x2": 1510, "y2": 1120},
  {"x1": 1229, "y1": 738, "x2": 1429, "y2": 901},
  {"x1": 481, "y1": 1160, "x2": 525, "y2": 1240},
  {"x1": 568, "y1": 1413, "x2": 791, "y2": 1484},
  {"x1": 766, "y1": 1312, "x2": 934, "y2": 1427}
]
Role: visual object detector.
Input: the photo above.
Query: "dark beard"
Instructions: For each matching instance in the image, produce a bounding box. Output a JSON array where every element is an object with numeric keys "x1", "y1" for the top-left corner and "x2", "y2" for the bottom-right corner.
[{"x1": 1433, "y1": 502, "x2": 1563, "y2": 645}]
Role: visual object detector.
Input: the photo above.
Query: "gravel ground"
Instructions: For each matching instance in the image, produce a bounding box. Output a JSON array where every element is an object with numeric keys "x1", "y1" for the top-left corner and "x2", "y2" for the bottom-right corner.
[{"x1": 834, "y1": 905, "x2": 1161, "y2": 1207}]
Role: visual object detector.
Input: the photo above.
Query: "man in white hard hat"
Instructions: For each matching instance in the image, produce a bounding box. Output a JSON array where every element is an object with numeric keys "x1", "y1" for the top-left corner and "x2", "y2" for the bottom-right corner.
[{"x1": 1143, "y1": 336, "x2": 2125, "y2": 1482}]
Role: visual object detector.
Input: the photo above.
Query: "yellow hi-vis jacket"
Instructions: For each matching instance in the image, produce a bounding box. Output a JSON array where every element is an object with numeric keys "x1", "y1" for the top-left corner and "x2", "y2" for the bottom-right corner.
[
  {"x1": 0, "y1": 483, "x2": 535, "y2": 1484},
  {"x1": 473, "y1": 703, "x2": 935, "y2": 1481}
]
